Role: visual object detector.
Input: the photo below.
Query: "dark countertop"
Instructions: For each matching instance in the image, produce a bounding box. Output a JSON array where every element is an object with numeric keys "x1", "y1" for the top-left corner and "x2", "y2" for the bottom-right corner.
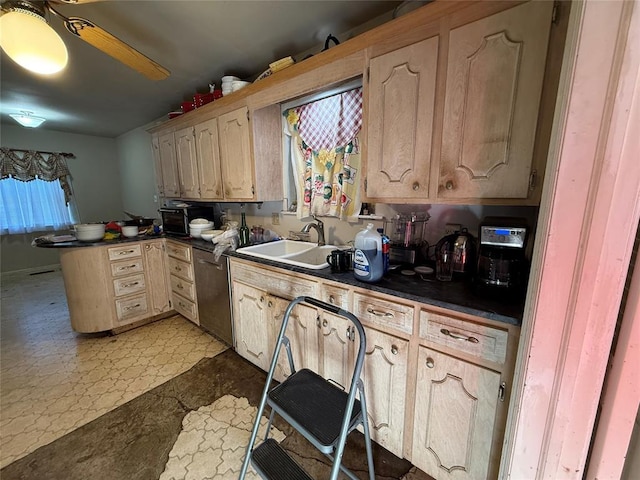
[{"x1": 38, "y1": 235, "x2": 524, "y2": 326}]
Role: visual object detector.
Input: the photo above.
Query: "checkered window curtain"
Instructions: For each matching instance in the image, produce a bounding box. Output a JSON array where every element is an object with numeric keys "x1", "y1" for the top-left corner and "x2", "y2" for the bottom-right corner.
[{"x1": 284, "y1": 87, "x2": 363, "y2": 220}]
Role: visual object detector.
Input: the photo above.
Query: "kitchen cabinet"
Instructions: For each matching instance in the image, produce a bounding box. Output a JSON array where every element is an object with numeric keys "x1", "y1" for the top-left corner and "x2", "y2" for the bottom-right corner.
[
  {"x1": 150, "y1": 133, "x2": 165, "y2": 196},
  {"x1": 142, "y1": 240, "x2": 171, "y2": 316},
  {"x1": 175, "y1": 126, "x2": 200, "y2": 199},
  {"x1": 166, "y1": 240, "x2": 198, "y2": 324},
  {"x1": 438, "y1": 0, "x2": 553, "y2": 200},
  {"x1": 365, "y1": 36, "x2": 439, "y2": 201},
  {"x1": 217, "y1": 107, "x2": 254, "y2": 200},
  {"x1": 412, "y1": 346, "x2": 501, "y2": 480},
  {"x1": 155, "y1": 131, "x2": 180, "y2": 198},
  {"x1": 231, "y1": 280, "x2": 271, "y2": 371},
  {"x1": 60, "y1": 240, "x2": 173, "y2": 333}
]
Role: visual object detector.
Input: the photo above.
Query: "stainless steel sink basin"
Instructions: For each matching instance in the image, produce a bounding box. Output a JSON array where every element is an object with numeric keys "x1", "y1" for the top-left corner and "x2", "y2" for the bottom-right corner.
[{"x1": 236, "y1": 240, "x2": 338, "y2": 269}]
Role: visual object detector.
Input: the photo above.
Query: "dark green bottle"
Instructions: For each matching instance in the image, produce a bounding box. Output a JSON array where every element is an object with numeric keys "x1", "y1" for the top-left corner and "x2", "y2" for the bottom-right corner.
[{"x1": 239, "y1": 212, "x2": 250, "y2": 247}]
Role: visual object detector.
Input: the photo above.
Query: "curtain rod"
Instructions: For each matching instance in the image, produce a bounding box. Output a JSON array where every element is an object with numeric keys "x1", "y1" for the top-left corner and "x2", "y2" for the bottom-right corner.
[{"x1": 4, "y1": 148, "x2": 75, "y2": 158}]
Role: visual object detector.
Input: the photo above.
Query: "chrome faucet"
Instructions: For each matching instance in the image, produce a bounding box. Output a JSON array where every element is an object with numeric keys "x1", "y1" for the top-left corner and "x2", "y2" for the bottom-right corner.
[{"x1": 301, "y1": 215, "x2": 325, "y2": 246}]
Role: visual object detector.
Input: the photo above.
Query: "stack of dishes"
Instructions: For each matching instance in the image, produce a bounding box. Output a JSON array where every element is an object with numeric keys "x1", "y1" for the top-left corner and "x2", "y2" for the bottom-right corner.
[
  {"x1": 189, "y1": 218, "x2": 214, "y2": 238},
  {"x1": 231, "y1": 80, "x2": 250, "y2": 92},
  {"x1": 74, "y1": 223, "x2": 105, "y2": 242},
  {"x1": 221, "y1": 75, "x2": 240, "y2": 96}
]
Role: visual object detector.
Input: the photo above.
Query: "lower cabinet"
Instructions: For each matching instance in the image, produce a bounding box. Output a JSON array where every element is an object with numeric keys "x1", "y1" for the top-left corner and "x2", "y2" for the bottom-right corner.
[
  {"x1": 166, "y1": 240, "x2": 198, "y2": 325},
  {"x1": 228, "y1": 258, "x2": 519, "y2": 477},
  {"x1": 232, "y1": 281, "x2": 271, "y2": 371},
  {"x1": 143, "y1": 240, "x2": 171, "y2": 315},
  {"x1": 412, "y1": 346, "x2": 501, "y2": 480}
]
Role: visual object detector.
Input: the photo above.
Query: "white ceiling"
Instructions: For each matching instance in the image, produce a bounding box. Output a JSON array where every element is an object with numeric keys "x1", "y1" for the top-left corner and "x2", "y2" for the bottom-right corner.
[{"x1": 0, "y1": 0, "x2": 405, "y2": 138}]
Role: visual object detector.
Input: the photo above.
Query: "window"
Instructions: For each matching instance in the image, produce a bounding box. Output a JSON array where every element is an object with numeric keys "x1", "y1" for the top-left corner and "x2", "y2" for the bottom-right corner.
[{"x1": 0, "y1": 177, "x2": 78, "y2": 234}]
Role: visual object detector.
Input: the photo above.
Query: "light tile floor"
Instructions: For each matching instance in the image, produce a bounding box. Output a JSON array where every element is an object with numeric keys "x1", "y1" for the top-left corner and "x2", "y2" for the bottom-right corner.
[{"x1": 0, "y1": 269, "x2": 227, "y2": 469}]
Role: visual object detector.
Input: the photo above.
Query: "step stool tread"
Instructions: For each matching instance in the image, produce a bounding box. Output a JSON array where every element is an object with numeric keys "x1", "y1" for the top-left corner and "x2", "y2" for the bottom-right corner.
[
  {"x1": 251, "y1": 438, "x2": 314, "y2": 480},
  {"x1": 268, "y1": 368, "x2": 362, "y2": 447}
]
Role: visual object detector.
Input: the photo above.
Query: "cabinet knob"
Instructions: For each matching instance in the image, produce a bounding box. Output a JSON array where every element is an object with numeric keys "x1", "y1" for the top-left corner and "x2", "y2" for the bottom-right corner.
[
  {"x1": 260, "y1": 296, "x2": 265, "y2": 303},
  {"x1": 322, "y1": 319, "x2": 328, "y2": 328},
  {"x1": 391, "y1": 345, "x2": 398, "y2": 355},
  {"x1": 268, "y1": 300, "x2": 273, "y2": 308},
  {"x1": 216, "y1": 190, "x2": 220, "y2": 196},
  {"x1": 316, "y1": 316, "x2": 321, "y2": 328},
  {"x1": 445, "y1": 181, "x2": 454, "y2": 190},
  {"x1": 328, "y1": 295, "x2": 336, "y2": 304},
  {"x1": 426, "y1": 357, "x2": 435, "y2": 368},
  {"x1": 412, "y1": 182, "x2": 420, "y2": 191}
]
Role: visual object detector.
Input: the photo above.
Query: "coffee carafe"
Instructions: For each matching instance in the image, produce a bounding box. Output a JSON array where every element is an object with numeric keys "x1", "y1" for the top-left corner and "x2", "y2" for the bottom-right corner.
[{"x1": 435, "y1": 228, "x2": 477, "y2": 279}]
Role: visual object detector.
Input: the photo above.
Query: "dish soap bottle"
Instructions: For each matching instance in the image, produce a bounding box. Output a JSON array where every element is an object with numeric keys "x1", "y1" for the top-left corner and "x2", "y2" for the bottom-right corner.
[
  {"x1": 354, "y1": 223, "x2": 384, "y2": 283},
  {"x1": 239, "y1": 212, "x2": 250, "y2": 247}
]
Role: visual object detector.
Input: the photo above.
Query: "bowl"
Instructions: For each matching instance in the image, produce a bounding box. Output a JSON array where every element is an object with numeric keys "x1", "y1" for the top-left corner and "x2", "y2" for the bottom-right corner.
[
  {"x1": 74, "y1": 223, "x2": 105, "y2": 242},
  {"x1": 121, "y1": 226, "x2": 139, "y2": 238},
  {"x1": 189, "y1": 223, "x2": 214, "y2": 238},
  {"x1": 200, "y1": 229, "x2": 224, "y2": 241},
  {"x1": 189, "y1": 218, "x2": 213, "y2": 226},
  {"x1": 232, "y1": 80, "x2": 251, "y2": 91}
]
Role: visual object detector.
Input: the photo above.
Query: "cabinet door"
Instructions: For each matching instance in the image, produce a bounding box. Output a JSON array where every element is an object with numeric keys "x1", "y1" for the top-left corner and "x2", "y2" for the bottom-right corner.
[
  {"x1": 194, "y1": 118, "x2": 223, "y2": 200},
  {"x1": 232, "y1": 281, "x2": 270, "y2": 371},
  {"x1": 359, "y1": 326, "x2": 408, "y2": 457},
  {"x1": 412, "y1": 346, "x2": 501, "y2": 480},
  {"x1": 439, "y1": 1, "x2": 553, "y2": 200},
  {"x1": 158, "y1": 131, "x2": 180, "y2": 197},
  {"x1": 268, "y1": 296, "x2": 319, "y2": 383},
  {"x1": 366, "y1": 36, "x2": 438, "y2": 200},
  {"x1": 218, "y1": 107, "x2": 255, "y2": 200},
  {"x1": 318, "y1": 311, "x2": 354, "y2": 390},
  {"x1": 151, "y1": 134, "x2": 164, "y2": 196},
  {"x1": 143, "y1": 240, "x2": 171, "y2": 315},
  {"x1": 175, "y1": 126, "x2": 200, "y2": 199}
]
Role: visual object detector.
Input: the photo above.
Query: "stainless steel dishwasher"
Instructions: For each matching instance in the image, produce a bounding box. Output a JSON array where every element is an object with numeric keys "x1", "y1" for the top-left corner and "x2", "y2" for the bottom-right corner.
[{"x1": 193, "y1": 248, "x2": 233, "y2": 345}]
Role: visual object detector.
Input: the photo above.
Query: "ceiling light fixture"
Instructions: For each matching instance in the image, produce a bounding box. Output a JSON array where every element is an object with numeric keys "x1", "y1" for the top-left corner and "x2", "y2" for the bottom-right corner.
[
  {"x1": 0, "y1": 1, "x2": 68, "y2": 75},
  {"x1": 10, "y1": 111, "x2": 47, "y2": 128}
]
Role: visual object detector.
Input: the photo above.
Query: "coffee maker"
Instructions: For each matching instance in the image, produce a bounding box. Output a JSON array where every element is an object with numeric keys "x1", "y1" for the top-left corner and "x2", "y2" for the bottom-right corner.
[{"x1": 476, "y1": 217, "x2": 529, "y2": 291}]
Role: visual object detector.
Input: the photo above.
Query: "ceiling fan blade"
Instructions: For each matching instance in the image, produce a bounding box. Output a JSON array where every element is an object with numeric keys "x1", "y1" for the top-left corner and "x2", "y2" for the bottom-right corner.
[{"x1": 63, "y1": 16, "x2": 170, "y2": 80}]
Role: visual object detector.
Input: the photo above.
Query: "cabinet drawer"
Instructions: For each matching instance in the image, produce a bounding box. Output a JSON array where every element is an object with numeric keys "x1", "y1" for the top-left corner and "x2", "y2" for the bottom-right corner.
[
  {"x1": 420, "y1": 310, "x2": 508, "y2": 364},
  {"x1": 113, "y1": 274, "x2": 146, "y2": 297},
  {"x1": 172, "y1": 292, "x2": 198, "y2": 324},
  {"x1": 167, "y1": 256, "x2": 194, "y2": 282},
  {"x1": 166, "y1": 241, "x2": 192, "y2": 262},
  {"x1": 107, "y1": 244, "x2": 142, "y2": 261},
  {"x1": 110, "y1": 258, "x2": 144, "y2": 277},
  {"x1": 354, "y1": 293, "x2": 413, "y2": 334},
  {"x1": 320, "y1": 284, "x2": 350, "y2": 309},
  {"x1": 170, "y1": 274, "x2": 196, "y2": 302},
  {"x1": 115, "y1": 294, "x2": 149, "y2": 321},
  {"x1": 230, "y1": 261, "x2": 315, "y2": 299}
]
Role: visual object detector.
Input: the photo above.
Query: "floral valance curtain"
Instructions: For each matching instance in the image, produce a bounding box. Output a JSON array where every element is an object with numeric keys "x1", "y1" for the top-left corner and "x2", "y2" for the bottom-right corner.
[
  {"x1": 0, "y1": 147, "x2": 73, "y2": 204},
  {"x1": 284, "y1": 87, "x2": 363, "y2": 220}
]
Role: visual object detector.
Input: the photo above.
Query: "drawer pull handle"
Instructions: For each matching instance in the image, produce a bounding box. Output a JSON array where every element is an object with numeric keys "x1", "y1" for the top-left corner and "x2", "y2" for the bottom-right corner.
[
  {"x1": 346, "y1": 326, "x2": 352, "y2": 341},
  {"x1": 122, "y1": 282, "x2": 139, "y2": 288},
  {"x1": 175, "y1": 266, "x2": 182, "y2": 271},
  {"x1": 440, "y1": 328, "x2": 479, "y2": 343},
  {"x1": 268, "y1": 301, "x2": 273, "y2": 308},
  {"x1": 367, "y1": 307, "x2": 394, "y2": 318},
  {"x1": 391, "y1": 345, "x2": 398, "y2": 355},
  {"x1": 176, "y1": 283, "x2": 183, "y2": 289},
  {"x1": 260, "y1": 296, "x2": 264, "y2": 303},
  {"x1": 123, "y1": 264, "x2": 136, "y2": 270},
  {"x1": 426, "y1": 357, "x2": 435, "y2": 368},
  {"x1": 119, "y1": 250, "x2": 135, "y2": 255},
  {"x1": 124, "y1": 303, "x2": 141, "y2": 311}
]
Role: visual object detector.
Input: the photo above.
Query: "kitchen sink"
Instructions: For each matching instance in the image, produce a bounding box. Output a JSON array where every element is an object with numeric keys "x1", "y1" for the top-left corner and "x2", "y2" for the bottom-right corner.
[{"x1": 236, "y1": 240, "x2": 338, "y2": 269}]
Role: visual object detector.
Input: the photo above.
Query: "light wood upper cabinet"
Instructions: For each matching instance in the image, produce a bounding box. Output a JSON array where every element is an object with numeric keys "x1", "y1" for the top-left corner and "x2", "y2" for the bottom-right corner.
[
  {"x1": 150, "y1": 134, "x2": 164, "y2": 196},
  {"x1": 412, "y1": 346, "x2": 501, "y2": 480},
  {"x1": 194, "y1": 118, "x2": 223, "y2": 199},
  {"x1": 366, "y1": 36, "x2": 439, "y2": 200},
  {"x1": 218, "y1": 107, "x2": 255, "y2": 200},
  {"x1": 157, "y1": 131, "x2": 180, "y2": 197},
  {"x1": 439, "y1": 1, "x2": 553, "y2": 200},
  {"x1": 175, "y1": 126, "x2": 200, "y2": 199}
]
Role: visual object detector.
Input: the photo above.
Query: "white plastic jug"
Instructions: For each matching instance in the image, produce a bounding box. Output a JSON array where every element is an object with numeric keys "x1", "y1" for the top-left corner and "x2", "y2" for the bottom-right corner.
[{"x1": 353, "y1": 223, "x2": 384, "y2": 282}]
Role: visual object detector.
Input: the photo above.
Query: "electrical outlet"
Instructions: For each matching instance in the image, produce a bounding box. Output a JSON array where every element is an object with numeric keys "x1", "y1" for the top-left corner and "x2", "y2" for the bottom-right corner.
[
  {"x1": 271, "y1": 213, "x2": 280, "y2": 225},
  {"x1": 444, "y1": 223, "x2": 461, "y2": 235}
]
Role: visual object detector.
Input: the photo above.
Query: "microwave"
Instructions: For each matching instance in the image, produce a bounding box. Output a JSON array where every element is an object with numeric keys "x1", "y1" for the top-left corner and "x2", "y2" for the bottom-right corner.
[{"x1": 159, "y1": 206, "x2": 215, "y2": 236}]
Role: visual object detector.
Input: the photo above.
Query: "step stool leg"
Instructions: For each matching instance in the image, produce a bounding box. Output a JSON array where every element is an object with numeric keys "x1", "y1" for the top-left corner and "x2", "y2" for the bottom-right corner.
[{"x1": 358, "y1": 379, "x2": 376, "y2": 480}]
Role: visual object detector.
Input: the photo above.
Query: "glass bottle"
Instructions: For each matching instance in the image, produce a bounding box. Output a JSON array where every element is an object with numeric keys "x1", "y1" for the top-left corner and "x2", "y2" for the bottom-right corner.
[{"x1": 239, "y1": 212, "x2": 250, "y2": 247}]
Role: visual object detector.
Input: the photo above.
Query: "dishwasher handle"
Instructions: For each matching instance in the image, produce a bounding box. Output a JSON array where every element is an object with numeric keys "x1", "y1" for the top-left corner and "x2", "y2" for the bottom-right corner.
[{"x1": 195, "y1": 255, "x2": 225, "y2": 270}]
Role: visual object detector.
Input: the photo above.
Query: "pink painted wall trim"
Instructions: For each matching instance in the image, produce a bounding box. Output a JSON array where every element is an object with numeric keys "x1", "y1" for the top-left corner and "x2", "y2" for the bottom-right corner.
[{"x1": 503, "y1": 1, "x2": 640, "y2": 478}]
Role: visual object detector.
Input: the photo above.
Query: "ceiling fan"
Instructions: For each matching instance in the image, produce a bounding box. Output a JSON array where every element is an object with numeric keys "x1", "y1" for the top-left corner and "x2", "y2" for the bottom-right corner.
[{"x1": 0, "y1": 0, "x2": 170, "y2": 80}]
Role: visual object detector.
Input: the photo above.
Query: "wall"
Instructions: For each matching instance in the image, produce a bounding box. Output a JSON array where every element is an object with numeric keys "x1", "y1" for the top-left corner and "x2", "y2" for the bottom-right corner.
[
  {"x1": 115, "y1": 125, "x2": 161, "y2": 219},
  {"x1": 1, "y1": 125, "x2": 123, "y2": 274}
]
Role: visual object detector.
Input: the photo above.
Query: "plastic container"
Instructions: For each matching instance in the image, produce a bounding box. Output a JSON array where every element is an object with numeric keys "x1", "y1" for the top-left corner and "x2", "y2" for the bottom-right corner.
[
  {"x1": 377, "y1": 228, "x2": 390, "y2": 273},
  {"x1": 353, "y1": 223, "x2": 384, "y2": 283}
]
